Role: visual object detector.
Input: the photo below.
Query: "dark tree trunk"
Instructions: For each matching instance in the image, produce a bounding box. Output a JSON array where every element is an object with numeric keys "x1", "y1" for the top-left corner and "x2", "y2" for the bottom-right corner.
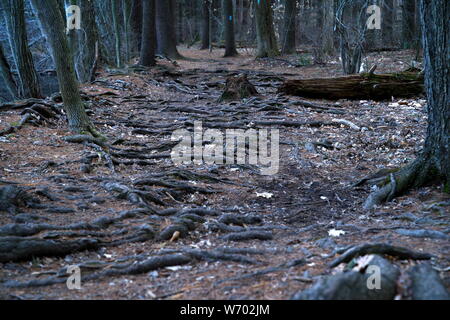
[
  {"x1": 223, "y1": 0, "x2": 238, "y2": 57},
  {"x1": 130, "y1": 0, "x2": 143, "y2": 54},
  {"x1": 111, "y1": 0, "x2": 123, "y2": 67},
  {"x1": 0, "y1": 42, "x2": 18, "y2": 100},
  {"x1": 364, "y1": 0, "x2": 450, "y2": 209},
  {"x1": 255, "y1": 0, "x2": 279, "y2": 58},
  {"x1": 382, "y1": 0, "x2": 395, "y2": 47},
  {"x1": 1, "y1": 0, "x2": 41, "y2": 98},
  {"x1": 200, "y1": 0, "x2": 210, "y2": 50},
  {"x1": 281, "y1": 0, "x2": 297, "y2": 54},
  {"x1": 30, "y1": 0, "x2": 98, "y2": 136},
  {"x1": 139, "y1": 0, "x2": 156, "y2": 66},
  {"x1": 155, "y1": 0, "x2": 182, "y2": 58},
  {"x1": 402, "y1": 0, "x2": 417, "y2": 48},
  {"x1": 68, "y1": 0, "x2": 98, "y2": 83}
]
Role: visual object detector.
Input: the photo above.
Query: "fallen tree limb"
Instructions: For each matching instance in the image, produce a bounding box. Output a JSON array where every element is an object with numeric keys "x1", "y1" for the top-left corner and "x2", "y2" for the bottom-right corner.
[{"x1": 279, "y1": 72, "x2": 424, "y2": 100}]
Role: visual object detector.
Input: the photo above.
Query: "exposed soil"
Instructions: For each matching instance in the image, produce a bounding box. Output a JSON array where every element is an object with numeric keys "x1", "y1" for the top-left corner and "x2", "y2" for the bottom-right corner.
[{"x1": 0, "y1": 48, "x2": 448, "y2": 300}]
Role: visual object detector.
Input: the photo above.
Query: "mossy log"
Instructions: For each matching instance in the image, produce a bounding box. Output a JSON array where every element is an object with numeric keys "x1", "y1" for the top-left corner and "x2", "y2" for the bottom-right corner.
[{"x1": 279, "y1": 72, "x2": 424, "y2": 100}]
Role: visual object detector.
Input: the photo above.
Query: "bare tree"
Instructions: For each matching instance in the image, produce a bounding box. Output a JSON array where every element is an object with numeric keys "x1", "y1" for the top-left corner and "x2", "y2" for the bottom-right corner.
[
  {"x1": 0, "y1": 42, "x2": 18, "y2": 100},
  {"x1": 364, "y1": 0, "x2": 450, "y2": 209},
  {"x1": 255, "y1": 0, "x2": 279, "y2": 58},
  {"x1": 156, "y1": 0, "x2": 182, "y2": 59},
  {"x1": 140, "y1": 0, "x2": 156, "y2": 66},
  {"x1": 281, "y1": 0, "x2": 297, "y2": 54},
  {"x1": 223, "y1": 0, "x2": 238, "y2": 57},
  {"x1": 30, "y1": 0, "x2": 99, "y2": 136},
  {"x1": 0, "y1": 0, "x2": 41, "y2": 98}
]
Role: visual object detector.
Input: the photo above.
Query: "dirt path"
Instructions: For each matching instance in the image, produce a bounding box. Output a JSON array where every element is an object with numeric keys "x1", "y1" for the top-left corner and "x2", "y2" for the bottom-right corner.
[{"x1": 0, "y1": 48, "x2": 448, "y2": 300}]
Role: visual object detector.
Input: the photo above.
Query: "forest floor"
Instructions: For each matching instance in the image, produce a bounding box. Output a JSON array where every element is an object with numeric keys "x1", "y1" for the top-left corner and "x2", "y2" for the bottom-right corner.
[{"x1": 0, "y1": 48, "x2": 448, "y2": 300}]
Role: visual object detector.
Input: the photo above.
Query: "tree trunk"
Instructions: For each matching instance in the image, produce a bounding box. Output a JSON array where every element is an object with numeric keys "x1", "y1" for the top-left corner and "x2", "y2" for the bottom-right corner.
[
  {"x1": 402, "y1": 0, "x2": 417, "y2": 49},
  {"x1": 0, "y1": 42, "x2": 18, "y2": 100},
  {"x1": 140, "y1": 0, "x2": 156, "y2": 66},
  {"x1": 321, "y1": 0, "x2": 335, "y2": 56},
  {"x1": 279, "y1": 72, "x2": 424, "y2": 100},
  {"x1": 223, "y1": 0, "x2": 238, "y2": 56},
  {"x1": 1, "y1": 0, "x2": 41, "y2": 98},
  {"x1": 155, "y1": 0, "x2": 182, "y2": 59},
  {"x1": 200, "y1": 0, "x2": 210, "y2": 49},
  {"x1": 30, "y1": 0, "x2": 98, "y2": 135},
  {"x1": 382, "y1": 0, "x2": 395, "y2": 47},
  {"x1": 68, "y1": 0, "x2": 98, "y2": 83},
  {"x1": 130, "y1": 0, "x2": 143, "y2": 54},
  {"x1": 255, "y1": 0, "x2": 279, "y2": 58},
  {"x1": 364, "y1": 0, "x2": 449, "y2": 209},
  {"x1": 111, "y1": 0, "x2": 123, "y2": 67},
  {"x1": 281, "y1": 0, "x2": 297, "y2": 54},
  {"x1": 123, "y1": 0, "x2": 133, "y2": 63}
]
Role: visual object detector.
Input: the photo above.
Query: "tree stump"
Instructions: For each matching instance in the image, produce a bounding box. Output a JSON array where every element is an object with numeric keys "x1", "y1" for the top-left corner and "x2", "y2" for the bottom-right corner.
[{"x1": 218, "y1": 74, "x2": 258, "y2": 102}]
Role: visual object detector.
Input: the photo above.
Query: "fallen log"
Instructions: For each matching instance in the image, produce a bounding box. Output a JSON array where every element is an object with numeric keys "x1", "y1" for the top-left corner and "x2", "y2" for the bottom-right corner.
[{"x1": 279, "y1": 72, "x2": 424, "y2": 100}]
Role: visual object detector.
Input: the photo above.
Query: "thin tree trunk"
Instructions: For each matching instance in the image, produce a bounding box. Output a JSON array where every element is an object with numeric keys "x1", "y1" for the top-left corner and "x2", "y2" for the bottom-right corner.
[
  {"x1": 111, "y1": 0, "x2": 123, "y2": 67},
  {"x1": 382, "y1": 0, "x2": 395, "y2": 47},
  {"x1": 29, "y1": 0, "x2": 98, "y2": 135},
  {"x1": 130, "y1": 0, "x2": 143, "y2": 54},
  {"x1": 255, "y1": 0, "x2": 279, "y2": 58},
  {"x1": 140, "y1": 0, "x2": 156, "y2": 66},
  {"x1": 281, "y1": 0, "x2": 296, "y2": 54},
  {"x1": 155, "y1": 0, "x2": 182, "y2": 59},
  {"x1": 1, "y1": 0, "x2": 41, "y2": 98},
  {"x1": 0, "y1": 42, "x2": 18, "y2": 100},
  {"x1": 223, "y1": 0, "x2": 238, "y2": 56},
  {"x1": 402, "y1": 0, "x2": 417, "y2": 49},
  {"x1": 201, "y1": 0, "x2": 210, "y2": 49}
]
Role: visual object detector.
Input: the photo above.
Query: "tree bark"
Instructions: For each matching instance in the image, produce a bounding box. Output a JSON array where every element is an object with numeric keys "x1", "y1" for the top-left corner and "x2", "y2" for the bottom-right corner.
[
  {"x1": 155, "y1": 0, "x2": 182, "y2": 59},
  {"x1": 364, "y1": 0, "x2": 450, "y2": 209},
  {"x1": 130, "y1": 0, "x2": 143, "y2": 54},
  {"x1": 139, "y1": 0, "x2": 156, "y2": 66},
  {"x1": 255, "y1": 0, "x2": 279, "y2": 58},
  {"x1": 0, "y1": 42, "x2": 18, "y2": 100},
  {"x1": 0, "y1": 0, "x2": 41, "y2": 98},
  {"x1": 111, "y1": 0, "x2": 123, "y2": 67},
  {"x1": 382, "y1": 0, "x2": 395, "y2": 47},
  {"x1": 223, "y1": 0, "x2": 238, "y2": 56},
  {"x1": 29, "y1": 0, "x2": 98, "y2": 135},
  {"x1": 281, "y1": 0, "x2": 297, "y2": 54},
  {"x1": 402, "y1": 0, "x2": 417, "y2": 49},
  {"x1": 200, "y1": 0, "x2": 211, "y2": 49},
  {"x1": 279, "y1": 72, "x2": 424, "y2": 100}
]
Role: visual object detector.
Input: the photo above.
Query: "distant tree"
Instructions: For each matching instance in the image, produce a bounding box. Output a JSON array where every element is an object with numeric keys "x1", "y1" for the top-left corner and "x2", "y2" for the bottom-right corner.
[
  {"x1": 155, "y1": 0, "x2": 182, "y2": 59},
  {"x1": 0, "y1": 42, "x2": 18, "y2": 100},
  {"x1": 255, "y1": 0, "x2": 279, "y2": 58},
  {"x1": 281, "y1": 0, "x2": 297, "y2": 54},
  {"x1": 111, "y1": 0, "x2": 123, "y2": 67},
  {"x1": 139, "y1": 0, "x2": 156, "y2": 66},
  {"x1": 401, "y1": 0, "x2": 417, "y2": 49},
  {"x1": 30, "y1": 0, "x2": 99, "y2": 136},
  {"x1": 364, "y1": 0, "x2": 449, "y2": 208},
  {"x1": 0, "y1": 0, "x2": 41, "y2": 98},
  {"x1": 382, "y1": 0, "x2": 395, "y2": 47},
  {"x1": 130, "y1": 0, "x2": 143, "y2": 54},
  {"x1": 67, "y1": 0, "x2": 98, "y2": 83},
  {"x1": 223, "y1": 0, "x2": 238, "y2": 57},
  {"x1": 200, "y1": 0, "x2": 210, "y2": 50}
]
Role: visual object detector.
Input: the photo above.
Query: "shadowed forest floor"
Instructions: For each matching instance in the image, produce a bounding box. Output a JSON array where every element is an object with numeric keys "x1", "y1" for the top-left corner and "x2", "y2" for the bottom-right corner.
[{"x1": 0, "y1": 48, "x2": 448, "y2": 300}]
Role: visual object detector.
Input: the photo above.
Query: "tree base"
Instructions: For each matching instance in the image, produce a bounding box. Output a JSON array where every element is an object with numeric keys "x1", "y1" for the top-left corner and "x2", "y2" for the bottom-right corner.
[
  {"x1": 363, "y1": 155, "x2": 442, "y2": 210},
  {"x1": 218, "y1": 74, "x2": 258, "y2": 102}
]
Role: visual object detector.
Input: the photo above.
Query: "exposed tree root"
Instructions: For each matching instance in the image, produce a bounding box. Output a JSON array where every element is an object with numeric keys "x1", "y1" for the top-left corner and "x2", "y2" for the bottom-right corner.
[
  {"x1": 363, "y1": 157, "x2": 439, "y2": 210},
  {"x1": 328, "y1": 243, "x2": 433, "y2": 268}
]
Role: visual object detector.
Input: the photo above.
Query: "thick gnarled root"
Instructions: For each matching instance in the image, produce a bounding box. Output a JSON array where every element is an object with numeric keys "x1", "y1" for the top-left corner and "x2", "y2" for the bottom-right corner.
[{"x1": 363, "y1": 158, "x2": 435, "y2": 210}]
